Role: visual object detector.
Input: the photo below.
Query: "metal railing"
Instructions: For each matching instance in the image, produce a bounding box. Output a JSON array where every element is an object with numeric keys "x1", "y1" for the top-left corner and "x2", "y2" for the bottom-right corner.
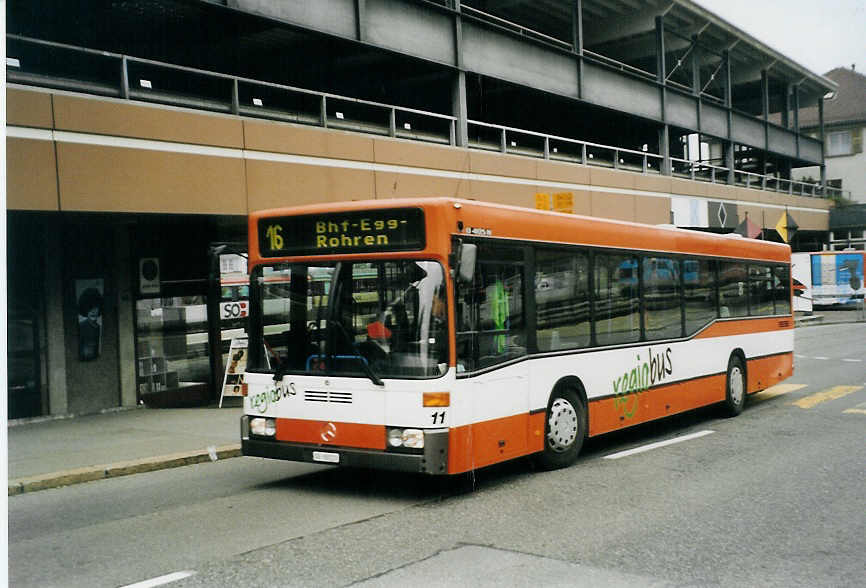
[
  {"x1": 6, "y1": 34, "x2": 848, "y2": 200},
  {"x1": 468, "y1": 120, "x2": 664, "y2": 173}
]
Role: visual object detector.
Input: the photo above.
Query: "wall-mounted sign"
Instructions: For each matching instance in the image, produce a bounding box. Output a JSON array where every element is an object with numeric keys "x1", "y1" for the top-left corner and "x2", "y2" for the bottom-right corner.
[
  {"x1": 258, "y1": 208, "x2": 425, "y2": 257},
  {"x1": 139, "y1": 258, "x2": 161, "y2": 295}
]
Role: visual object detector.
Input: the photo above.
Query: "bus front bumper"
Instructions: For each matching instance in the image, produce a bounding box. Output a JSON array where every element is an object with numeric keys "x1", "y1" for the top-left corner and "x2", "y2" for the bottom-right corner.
[{"x1": 241, "y1": 432, "x2": 449, "y2": 475}]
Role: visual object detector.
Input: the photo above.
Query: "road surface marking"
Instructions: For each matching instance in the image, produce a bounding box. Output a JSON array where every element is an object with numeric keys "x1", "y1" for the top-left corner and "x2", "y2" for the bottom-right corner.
[
  {"x1": 120, "y1": 571, "x2": 196, "y2": 588},
  {"x1": 812, "y1": 356, "x2": 829, "y2": 360},
  {"x1": 793, "y1": 386, "x2": 863, "y2": 409},
  {"x1": 843, "y1": 401, "x2": 866, "y2": 416},
  {"x1": 751, "y1": 383, "x2": 807, "y2": 401},
  {"x1": 603, "y1": 430, "x2": 715, "y2": 460},
  {"x1": 841, "y1": 358, "x2": 863, "y2": 363}
]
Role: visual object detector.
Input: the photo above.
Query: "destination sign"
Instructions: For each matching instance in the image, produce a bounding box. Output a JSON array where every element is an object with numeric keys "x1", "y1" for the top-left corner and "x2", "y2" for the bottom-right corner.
[{"x1": 258, "y1": 208, "x2": 425, "y2": 257}]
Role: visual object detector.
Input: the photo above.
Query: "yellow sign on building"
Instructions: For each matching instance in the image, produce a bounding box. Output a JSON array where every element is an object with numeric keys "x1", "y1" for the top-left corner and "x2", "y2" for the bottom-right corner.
[
  {"x1": 553, "y1": 192, "x2": 574, "y2": 214},
  {"x1": 535, "y1": 193, "x2": 551, "y2": 210}
]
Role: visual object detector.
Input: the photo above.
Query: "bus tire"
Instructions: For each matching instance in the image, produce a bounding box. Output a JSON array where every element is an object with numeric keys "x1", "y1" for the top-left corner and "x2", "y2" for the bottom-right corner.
[
  {"x1": 723, "y1": 354, "x2": 746, "y2": 417},
  {"x1": 535, "y1": 387, "x2": 586, "y2": 471}
]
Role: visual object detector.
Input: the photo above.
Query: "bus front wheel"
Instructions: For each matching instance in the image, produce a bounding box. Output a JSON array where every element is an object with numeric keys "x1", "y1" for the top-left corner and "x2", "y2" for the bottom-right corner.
[
  {"x1": 535, "y1": 387, "x2": 586, "y2": 470},
  {"x1": 723, "y1": 355, "x2": 746, "y2": 417}
]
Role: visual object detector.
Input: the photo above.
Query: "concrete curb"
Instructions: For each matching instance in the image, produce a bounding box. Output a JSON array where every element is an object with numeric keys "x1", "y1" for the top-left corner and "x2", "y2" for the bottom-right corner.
[
  {"x1": 794, "y1": 315, "x2": 825, "y2": 327},
  {"x1": 8, "y1": 444, "x2": 242, "y2": 496}
]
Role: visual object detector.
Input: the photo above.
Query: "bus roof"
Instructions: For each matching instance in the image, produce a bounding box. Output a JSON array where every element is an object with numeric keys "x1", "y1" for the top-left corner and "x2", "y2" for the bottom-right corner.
[{"x1": 250, "y1": 197, "x2": 790, "y2": 264}]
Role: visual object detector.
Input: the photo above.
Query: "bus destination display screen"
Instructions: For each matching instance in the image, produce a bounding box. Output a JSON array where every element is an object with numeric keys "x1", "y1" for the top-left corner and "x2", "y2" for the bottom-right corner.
[{"x1": 258, "y1": 208, "x2": 425, "y2": 257}]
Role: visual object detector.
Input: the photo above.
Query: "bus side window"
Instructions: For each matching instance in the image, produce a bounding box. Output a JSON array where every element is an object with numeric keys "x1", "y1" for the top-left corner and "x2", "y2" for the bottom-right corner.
[
  {"x1": 456, "y1": 244, "x2": 526, "y2": 371},
  {"x1": 595, "y1": 253, "x2": 641, "y2": 346},
  {"x1": 719, "y1": 261, "x2": 748, "y2": 318},
  {"x1": 535, "y1": 247, "x2": 590, "y2": 351},
  {"x1": 773, "y1": 265, "x2": 791, "y2": 315},
  {"x1": 684, "y1": 258, "x2": 716, "y2": 334}
]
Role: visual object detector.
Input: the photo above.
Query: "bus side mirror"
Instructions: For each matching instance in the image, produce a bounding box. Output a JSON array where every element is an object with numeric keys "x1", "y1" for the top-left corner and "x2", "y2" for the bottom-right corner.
[{"x1": 457, "y1": 243, "x2": 477, "y2": 284}]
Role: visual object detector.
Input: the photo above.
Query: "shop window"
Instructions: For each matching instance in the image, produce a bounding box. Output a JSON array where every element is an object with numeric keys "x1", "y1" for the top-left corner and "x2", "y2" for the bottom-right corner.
[{"x1": 136, "y1": 296, "x2": 211, "y2": 398}]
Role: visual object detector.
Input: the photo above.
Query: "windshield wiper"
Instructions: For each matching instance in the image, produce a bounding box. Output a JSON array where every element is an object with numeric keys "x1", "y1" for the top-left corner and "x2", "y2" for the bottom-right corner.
[{"x1": 330, "y1": 319, "x2": 385, "y2": 387}]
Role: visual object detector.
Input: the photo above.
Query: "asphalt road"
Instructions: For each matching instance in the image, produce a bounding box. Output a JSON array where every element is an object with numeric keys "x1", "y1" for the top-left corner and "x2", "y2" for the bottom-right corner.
[{"x1": 9, "y1": 323, "x2": 865, "y2": 587}]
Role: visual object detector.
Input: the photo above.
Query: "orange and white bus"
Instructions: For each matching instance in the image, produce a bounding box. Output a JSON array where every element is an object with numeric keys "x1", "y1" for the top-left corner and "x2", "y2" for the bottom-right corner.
[{"x1": 241, "y1": 198, "x2": 793, "y2": 474}]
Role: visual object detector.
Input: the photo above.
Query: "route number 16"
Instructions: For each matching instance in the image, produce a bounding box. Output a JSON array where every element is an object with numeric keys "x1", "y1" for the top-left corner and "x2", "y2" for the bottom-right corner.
[{"x1": 265, "y1": 224, "x2": 284, "y2": 250}]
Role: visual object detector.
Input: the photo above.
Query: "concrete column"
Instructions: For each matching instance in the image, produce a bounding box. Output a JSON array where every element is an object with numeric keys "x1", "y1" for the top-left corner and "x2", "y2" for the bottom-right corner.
[
  {"x1": 659, "y1": 125, "x2": 671, "y2": 176},
  {"x1": 451, "y1": 0, "x2": 468, "y2": 147},
  {"x1": 573, "y1": 0, "x2": 584, "y2": 98},
  {"x1": 724, "y1": 51, "x2": 735, "y2": 184},
  {"x1": 452, "y1": 70, "x2": 468, "y2": 147},
  {"x1": 114, "y1": 225, "x2": 137, "y2": 407},
  {"x1": 818, "y1": 97, "x2": 826, "y2": 189},
  {"x1": 44, "y1": 218, "x2": 68, "y2": 415},
  {"x1": 793, "y1": 84, "x2": 801, "y2": 159},
  {"x1": 355, "y1": 0, "x2": 366, "y2": 42},
  {"x1": 656, "y1": 17, "x2": 670, "y2": 176}
]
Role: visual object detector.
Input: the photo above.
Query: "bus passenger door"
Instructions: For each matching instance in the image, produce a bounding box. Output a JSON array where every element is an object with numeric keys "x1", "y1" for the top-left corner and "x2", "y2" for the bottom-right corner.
[{"x1": 455, "y1": 243, "x2": 530, "y2": 468}]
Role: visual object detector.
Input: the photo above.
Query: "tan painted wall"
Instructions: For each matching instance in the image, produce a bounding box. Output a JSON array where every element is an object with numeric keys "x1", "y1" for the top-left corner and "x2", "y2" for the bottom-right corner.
[
  {"x1": 56, "y1": 143, "x2": 246, "y2": 214},
  {"x1": 6, "y1": 138, "x2": 59, "y2": 211},
  {"x1": 7, "y1": 88, "x2": 53, "y2": 128},
  {"x1": 5, "y1": 87, "x2": 833, "y2": 231},
  {"x1": 53, "y1": 94, "x2": 244, "y2": 148}
]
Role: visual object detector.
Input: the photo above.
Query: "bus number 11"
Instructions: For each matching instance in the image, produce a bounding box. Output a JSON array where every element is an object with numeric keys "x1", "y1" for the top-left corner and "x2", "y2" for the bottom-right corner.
[{"x1": 431, "y1": 411, "x2": 446, "y2": 425}]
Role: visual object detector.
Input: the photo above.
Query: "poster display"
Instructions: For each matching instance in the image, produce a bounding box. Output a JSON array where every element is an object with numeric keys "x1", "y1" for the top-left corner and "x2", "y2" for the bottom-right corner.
[
  {"x1": 76, "y1": 279, "x2": 104, "y2": 361},
  {"x1": 219, "y1": 337, "x2": 248, "y2": 407},
  {"x1": 810, "y1": 252, "x2": 865, "y2": 307}
]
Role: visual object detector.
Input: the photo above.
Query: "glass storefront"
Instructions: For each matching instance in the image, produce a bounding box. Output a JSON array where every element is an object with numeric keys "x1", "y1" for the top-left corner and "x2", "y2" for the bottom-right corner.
[
  {"x1": 133, "y1": 249, "x2": 249, "y2": 406},
  {"x1": 135, "y1": 295, "x2": 211, "y2": 402}
]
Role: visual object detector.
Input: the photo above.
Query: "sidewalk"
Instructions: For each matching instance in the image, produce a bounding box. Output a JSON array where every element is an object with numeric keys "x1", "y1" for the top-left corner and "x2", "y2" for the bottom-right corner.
[
  {"x1": 795, "y1": 307, "x2": 866, "y2": 327},
  {"x1": 7, "y1": 309, "x2": 863, "y2": 496},
  {"x1": 8, "y1": 405, "x2": 243, "y2": 495}
]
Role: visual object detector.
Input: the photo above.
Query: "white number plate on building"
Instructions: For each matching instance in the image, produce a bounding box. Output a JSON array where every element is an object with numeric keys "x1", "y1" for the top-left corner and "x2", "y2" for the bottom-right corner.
[{"x1": 312, "y1": 451, "x2": 340, "y2": 464}]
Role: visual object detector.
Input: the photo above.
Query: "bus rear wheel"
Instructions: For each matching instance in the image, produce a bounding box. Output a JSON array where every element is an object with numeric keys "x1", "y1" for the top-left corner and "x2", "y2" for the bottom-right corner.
[
  {"x1": 535, "y1": 387, "x2": 586, "y2": 470},
  {"x1": 723, "y1": 355, "x2": 746, "y2": 417}
]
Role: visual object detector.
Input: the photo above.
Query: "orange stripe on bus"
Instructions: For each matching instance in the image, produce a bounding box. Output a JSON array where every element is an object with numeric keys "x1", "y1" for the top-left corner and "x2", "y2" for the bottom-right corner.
[
  {"x1": 695, "y1": 317, "x2": 793, "y2": 338},
  {"x1": 275, "y1": 418, "x2": 385, "y2": 449},
  {"x1": 588, "y1": 373, "x2": 727, "y2": 437},
  {"x1": 745, "y1": 352, "x2": 794, "y2": 394},
  {"x1": 447, "y1": 412, "x2": 546, "y2": 474}
]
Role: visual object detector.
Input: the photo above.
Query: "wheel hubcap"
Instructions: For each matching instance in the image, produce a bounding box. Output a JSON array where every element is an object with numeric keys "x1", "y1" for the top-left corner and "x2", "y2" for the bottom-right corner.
[
  {"x1": 730, "y1": 366, "x2": 744, "y2": 406},
  {"x1": 547, "y1": 398, "x2": 578, "y2": 453}
]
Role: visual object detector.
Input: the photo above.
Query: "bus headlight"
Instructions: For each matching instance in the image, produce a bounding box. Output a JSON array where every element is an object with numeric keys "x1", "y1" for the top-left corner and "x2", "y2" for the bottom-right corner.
[
  {"x1": 250, "y1": 417, "x2": 276, "y2": 437},
  {"x1": 387, "y1": 428, "x2": 424, "y2": 449},
  {"x1": 388, "y1": 428, "x2": 404, "y2": 447},
  {"x1": 401, "y1": 429, "x2": 424, "y2": 449}
]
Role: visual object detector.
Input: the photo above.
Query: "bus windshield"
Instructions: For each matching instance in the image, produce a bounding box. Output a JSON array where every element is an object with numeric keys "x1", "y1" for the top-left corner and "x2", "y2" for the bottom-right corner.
[{"x1": 252, "y1": 260, "x2": 448, "y2": 379}]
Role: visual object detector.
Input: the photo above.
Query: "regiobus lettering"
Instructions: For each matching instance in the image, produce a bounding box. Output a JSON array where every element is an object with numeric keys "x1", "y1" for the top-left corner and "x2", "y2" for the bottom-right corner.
[
  {"x1": 240, "y1": 198, "x2": 794, "y2": 476},
  {"x1": 613, "y1": 347, "x2": 673, "y2": 419}
]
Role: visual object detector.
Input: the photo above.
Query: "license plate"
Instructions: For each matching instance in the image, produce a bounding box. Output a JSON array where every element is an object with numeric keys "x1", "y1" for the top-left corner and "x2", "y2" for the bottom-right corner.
[{"x1": 312, "y1": 451, "x2": 340, "y2": 464}]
